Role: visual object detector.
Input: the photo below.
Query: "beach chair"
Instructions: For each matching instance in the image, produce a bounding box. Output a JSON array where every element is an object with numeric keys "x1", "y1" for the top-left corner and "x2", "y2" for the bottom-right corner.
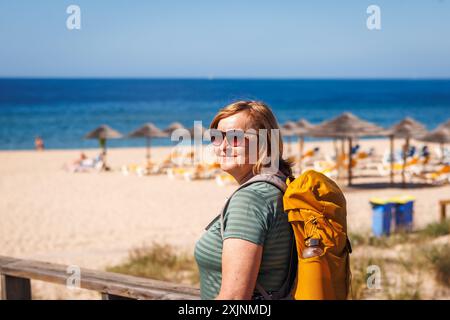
[
  {"x1": 434, "y1": 146, "x2": 450, "y2": 164},
  {"x1": 64, "y1": 154, "x2": 105, "y2": 173},
  {"x1": 376, "y1": 149, "x2": 421, "y2": 177},
  {"x1": 147, "y1": 150, "x2": 193, "y2": 175},
  {"x1": 182, "y1": 163, "x2": 221, "y2": 181},
  {"x1": 121, "y1": 161, "x2": 155, "y2": 177},
  {"x1": 313, "y1": 160, "x2": 338, "y2": 178},
  {"x1": 167, "y1": 167, "x2": 189, "y2": 180},
  {"x1": 410, "y1": 164, "x2": 450, "y2": 185},
  {"x1": 302, "y1": 147, "x2": 322, "y2": 166}
]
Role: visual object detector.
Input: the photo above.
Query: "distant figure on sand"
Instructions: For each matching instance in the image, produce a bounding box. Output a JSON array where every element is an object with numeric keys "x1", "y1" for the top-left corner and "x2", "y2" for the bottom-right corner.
[
  {"x1": 34, "y1": 136, "x2": 44, "y2": 151},
  {"x1": 73, "y1": 152, "x2": 88, "y2": 165}
]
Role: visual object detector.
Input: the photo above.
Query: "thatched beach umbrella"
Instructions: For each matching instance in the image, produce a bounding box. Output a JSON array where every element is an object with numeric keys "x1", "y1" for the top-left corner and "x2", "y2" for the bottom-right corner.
[
  {"x1": 309, "y1": 112, "x2": 384, "y2": 186},
  {"x1": 84, "y1": 124, "x2": 123, "y2": 155},
  {"x1": 163, "y1": 122, "x2": 186, "y2": 135},
  {"x1": 127, "y1": 123, "x2": 168, "y2": 161},
  {"x1": 437, "y1": 119, "x2": 450, "y2": 130},
  {"x1": 162, "y1": 122, "x2": 187, "y2": 143},
  {"x1": 417, "y1": 126, "x2": 450, "y2": 163},
  {"x1": 387, "y1": 117, "x2": 427, "y2": 187}
]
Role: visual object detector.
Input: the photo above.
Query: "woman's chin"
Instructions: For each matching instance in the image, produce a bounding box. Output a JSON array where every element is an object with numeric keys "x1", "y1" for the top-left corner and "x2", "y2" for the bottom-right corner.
[
  {"x1": 219, "y1": 157, "x2": 238, "y2": 171},
  {"x1": 220, "y1": 162, "x2": 237, "y2": 172}
]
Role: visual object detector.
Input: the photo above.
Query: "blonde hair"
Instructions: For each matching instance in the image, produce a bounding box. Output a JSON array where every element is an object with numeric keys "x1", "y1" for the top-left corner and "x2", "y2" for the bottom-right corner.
[{"x1": 210, "y1": 100, "x2": 293, "y2": 177}]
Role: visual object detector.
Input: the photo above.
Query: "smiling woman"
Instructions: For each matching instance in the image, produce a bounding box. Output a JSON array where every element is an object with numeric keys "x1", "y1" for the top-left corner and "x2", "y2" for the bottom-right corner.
[{"x1": 194, "y1": 100, "x2": 295, "y2": 300}]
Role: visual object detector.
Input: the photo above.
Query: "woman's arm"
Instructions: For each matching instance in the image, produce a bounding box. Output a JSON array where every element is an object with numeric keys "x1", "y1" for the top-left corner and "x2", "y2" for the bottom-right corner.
[{"x1": 215, "y1": 238, "x2": 263, "y2": 300}]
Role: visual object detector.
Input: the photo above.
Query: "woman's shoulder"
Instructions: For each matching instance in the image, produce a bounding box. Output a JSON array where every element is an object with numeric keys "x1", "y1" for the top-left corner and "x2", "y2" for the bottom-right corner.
[
  {"x1": 230, "y1": 181, "x2": 283, "y2": 210},
  {"x1": 242, "y1": 181, "x2": 283, "y2": 200}
]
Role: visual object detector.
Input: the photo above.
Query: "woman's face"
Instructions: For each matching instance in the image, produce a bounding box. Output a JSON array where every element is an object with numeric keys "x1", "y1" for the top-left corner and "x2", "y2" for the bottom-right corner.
[{"x1": 214, "y1": 113, "x2": 255, "y2": 179}]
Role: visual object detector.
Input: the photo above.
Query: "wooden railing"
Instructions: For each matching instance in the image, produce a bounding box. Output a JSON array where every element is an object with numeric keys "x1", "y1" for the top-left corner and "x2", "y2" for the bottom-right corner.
[{"x1": 0, "y1": 256, "x2": 200, "y2": 300}]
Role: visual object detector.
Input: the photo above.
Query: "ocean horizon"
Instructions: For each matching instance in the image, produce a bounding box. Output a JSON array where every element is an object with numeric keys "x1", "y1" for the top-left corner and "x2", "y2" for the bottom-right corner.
[{"x1": 1, "y1": 78, "x2": 449, "y2": 150}]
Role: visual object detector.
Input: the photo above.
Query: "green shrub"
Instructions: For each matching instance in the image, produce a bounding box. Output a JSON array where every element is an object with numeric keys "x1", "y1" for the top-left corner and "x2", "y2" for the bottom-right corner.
[
  {"x1": 107, "y1": 243, "x2": 200, "y2": 285},
  {"x1": 423, "y1": 244, "x2": 450, "y2": 287},
  {"x1": 420, "y1": 220, "x2": 450, "y2": 238}
]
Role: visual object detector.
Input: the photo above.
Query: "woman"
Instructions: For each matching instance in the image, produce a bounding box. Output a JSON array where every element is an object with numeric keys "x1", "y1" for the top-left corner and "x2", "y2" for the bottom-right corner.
[{"x1": 194, "y1": 100, "x2": 294, "y2": 300}]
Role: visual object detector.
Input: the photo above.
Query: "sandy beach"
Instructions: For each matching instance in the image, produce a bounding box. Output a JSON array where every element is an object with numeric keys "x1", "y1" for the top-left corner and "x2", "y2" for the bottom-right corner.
[{"x1": 1, "y1": 138, "x2": 449, "y2": 298}]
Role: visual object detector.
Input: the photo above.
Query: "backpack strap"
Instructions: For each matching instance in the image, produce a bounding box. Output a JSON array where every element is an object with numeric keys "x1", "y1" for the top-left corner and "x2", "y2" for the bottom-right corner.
[{"x1": 219, "y1": 172, "x2": 288, "y2": 239}]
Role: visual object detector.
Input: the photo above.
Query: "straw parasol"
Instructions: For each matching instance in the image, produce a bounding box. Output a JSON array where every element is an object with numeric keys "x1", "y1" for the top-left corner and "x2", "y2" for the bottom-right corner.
[
  {"x1": 127, "y1": 123, "x2": 168, "y2": 161},
  {"x1": 84, "y1": 124, "x2": 123, "y2": 155},
  {"x1": 163, "y1": 122, "x2": 186, "y2": 135},
  {"x1": 438, "y1": 119, "x2": 450, "y2": 130},
  {"x1": 309, "y1": 112, "x2": 384, "y2": 186},
  {"x1": 417, "y1": 126, "x2": 450, "y2": 163},
  {"x1": 295, "y1": 118, "x2": 314, "y2": 173},
  {"x1": 386, "y1": 117, "x2": 427, "y2": 187}
]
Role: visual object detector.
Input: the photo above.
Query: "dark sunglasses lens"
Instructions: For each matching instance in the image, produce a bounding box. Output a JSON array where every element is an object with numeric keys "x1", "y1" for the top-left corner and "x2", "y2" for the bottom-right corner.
[{"x1": 210, "y1": 130, "x2": 223, "y2": 146}]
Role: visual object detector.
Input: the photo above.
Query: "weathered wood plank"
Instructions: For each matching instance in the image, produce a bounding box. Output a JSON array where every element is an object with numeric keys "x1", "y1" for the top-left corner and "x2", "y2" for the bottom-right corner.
[
  {"x1": 0, "y1": 257, "x2": 20, "y2": 267},
  {"x1": 0, "y1": 256, "x2": 200, "y2": 300},
  {"x1": 1, "y1": 275, "x2": 32, "y2": 300}
]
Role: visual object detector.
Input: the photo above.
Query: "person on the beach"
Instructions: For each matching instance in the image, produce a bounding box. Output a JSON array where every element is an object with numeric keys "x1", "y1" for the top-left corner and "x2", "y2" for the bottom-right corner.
[
  {"x1": 73, "y1": 152, "x2": 87, "y2": 165},
  {"x1": 34, "y1": 136, "x2": 44, "y2": 151},
  {"x1": 194, "y1": 101, "x2": 294, "y2": 300}
]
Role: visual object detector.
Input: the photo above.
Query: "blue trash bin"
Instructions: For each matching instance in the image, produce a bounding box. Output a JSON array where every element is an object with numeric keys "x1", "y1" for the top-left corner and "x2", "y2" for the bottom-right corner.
[
  {"x1": 370, "y1": 198, "x2": 394, "y2": 237},
  {"x1": 391, "y1": 196, "x2": 415, "y2": 232}
]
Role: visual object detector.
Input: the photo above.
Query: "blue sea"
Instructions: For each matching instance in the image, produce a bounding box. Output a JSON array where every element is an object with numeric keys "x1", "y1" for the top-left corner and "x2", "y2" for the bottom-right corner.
[{"x1": 0, "y1": 79, "x2": 449, "y2": 150}]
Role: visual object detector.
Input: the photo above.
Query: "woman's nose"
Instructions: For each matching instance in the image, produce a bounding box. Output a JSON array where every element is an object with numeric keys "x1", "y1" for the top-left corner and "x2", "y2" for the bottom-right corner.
[{"x1": 220, "y1": 136, "x2": 228, "y2": 152}]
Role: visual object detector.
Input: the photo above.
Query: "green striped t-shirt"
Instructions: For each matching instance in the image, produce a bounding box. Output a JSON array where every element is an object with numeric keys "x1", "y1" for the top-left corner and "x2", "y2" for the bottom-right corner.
[{"x1": 194, "y1": 182, "x2": 293, "y2": 300}]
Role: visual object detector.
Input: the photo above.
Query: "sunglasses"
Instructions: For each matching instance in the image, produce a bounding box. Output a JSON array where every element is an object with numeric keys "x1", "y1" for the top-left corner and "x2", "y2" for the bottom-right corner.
[{"x1": 209, "y1": 129, "x2": 257, "y2": 147}]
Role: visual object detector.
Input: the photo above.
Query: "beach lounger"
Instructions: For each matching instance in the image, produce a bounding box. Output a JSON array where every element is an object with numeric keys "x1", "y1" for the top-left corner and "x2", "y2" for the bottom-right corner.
[
  {"x1": 313, "y1": 160, "x2": 338, "y2": 178},
  {"x1": 183, "y1": 163, "x2": 221, "y2": 181},
  {"x1": 410, "y1": 165, "x2": 450, "y2": 185},
  {"x1": 64, "y1": 155, "x2": 104, "y2": 173},
  {"x1": 121, "y1": 162, "x2": 154, "y2": 177}
]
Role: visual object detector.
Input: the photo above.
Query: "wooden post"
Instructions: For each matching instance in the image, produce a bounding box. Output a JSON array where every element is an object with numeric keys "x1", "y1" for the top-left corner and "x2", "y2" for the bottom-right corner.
[
  {"x1": 402, "y1": 137, "x2": 409, "y2": 188},
  {"x1": 298, "y1": 136, "x2": 304, "y2": 174},
  {"x1": 337, "y1": 138, "x2": 345, "y2": 180},
  {"x1": 1, "y1": 275, "x2": 31, "y2": 300},
  {"x1": 390, "y1": 135, "x2": 394, "y2": 186},
  {"x1": 146, "y1": 137, "x2": 151, "y2": 161},
  {"x1": 348, "y1": 137, "x2": 353, "y2": 186}
]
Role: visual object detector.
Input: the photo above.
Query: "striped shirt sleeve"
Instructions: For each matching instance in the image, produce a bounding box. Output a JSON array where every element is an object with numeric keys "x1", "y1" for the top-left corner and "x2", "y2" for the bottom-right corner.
[{"x1": 222, "y1": 188, "x2": 271, "y2": 245}]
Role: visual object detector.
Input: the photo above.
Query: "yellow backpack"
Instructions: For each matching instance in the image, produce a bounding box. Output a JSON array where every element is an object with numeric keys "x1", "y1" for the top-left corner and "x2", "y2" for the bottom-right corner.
[
  {"x1": 283, "y1": 170, "x2": 352, "y2": 300},
  {"x1": 217, "y1": 169, "x2": 351, "y2": 300},
  {"x1": 218, "y1": 170, "x2": 351, "y2": 300}
]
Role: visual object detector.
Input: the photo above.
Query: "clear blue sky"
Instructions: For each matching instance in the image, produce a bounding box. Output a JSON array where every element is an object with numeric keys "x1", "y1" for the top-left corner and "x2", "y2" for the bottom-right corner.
[{"x1": 0, "y1": 0, "x2": 449, "y2": 78}]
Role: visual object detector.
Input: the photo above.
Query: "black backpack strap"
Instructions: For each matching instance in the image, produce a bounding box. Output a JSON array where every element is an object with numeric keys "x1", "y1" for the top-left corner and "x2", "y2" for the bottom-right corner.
[{"x1": 263, "y1": 232, "x2": 298, "y2": 300}]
